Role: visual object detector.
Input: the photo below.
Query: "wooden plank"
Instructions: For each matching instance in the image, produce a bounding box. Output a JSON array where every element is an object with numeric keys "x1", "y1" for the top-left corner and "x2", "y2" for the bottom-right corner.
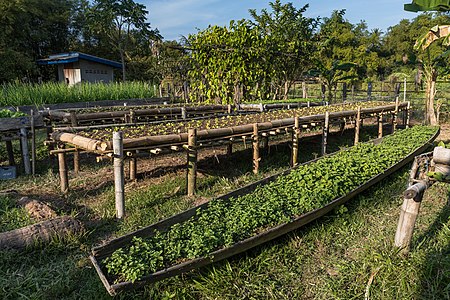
[{"x1": 0, "y1": 115, "x2": 44, "y2": 132}]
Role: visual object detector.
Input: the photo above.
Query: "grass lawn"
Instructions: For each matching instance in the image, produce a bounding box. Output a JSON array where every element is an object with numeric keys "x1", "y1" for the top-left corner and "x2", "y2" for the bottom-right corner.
[{"x1": 0, "y1": 123, "x2": 448, "y2": 299}]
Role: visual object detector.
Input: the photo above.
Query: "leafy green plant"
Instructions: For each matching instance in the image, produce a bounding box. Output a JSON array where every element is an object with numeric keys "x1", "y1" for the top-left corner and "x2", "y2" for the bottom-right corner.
[
  {"x1": 0, "y1": 109, "x2": 26, "y2": 118},
  {"x1": 103, "y1": 125, "x2": 438, "y2": 283}
]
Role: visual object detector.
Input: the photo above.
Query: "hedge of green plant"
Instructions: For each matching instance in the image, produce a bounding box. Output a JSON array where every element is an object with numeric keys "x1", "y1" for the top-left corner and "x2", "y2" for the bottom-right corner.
[
  {"x1": 104, "y1": 126, "x2": 438, "y2": 283},
  {"x1": 0, "y1": 82, "x2": 156, "y2": 107}
]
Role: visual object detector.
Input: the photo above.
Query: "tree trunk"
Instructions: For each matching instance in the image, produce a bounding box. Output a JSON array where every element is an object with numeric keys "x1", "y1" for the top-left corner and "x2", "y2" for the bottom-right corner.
[
  {"x1": 0, "y1": 216, "x2": 83, "y2": 249},
  {"x1": 120, "y1": 50, "x2": 126, "y2": 82},
  {"x1": 425, "y1": 67, "x2": 437, "y2": 125}
]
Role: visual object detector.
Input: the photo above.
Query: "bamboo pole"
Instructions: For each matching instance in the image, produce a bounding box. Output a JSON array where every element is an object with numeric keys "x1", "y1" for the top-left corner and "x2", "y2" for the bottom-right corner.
[
  {"x1": 292, "y1": 117, "x2": 299, "y2": 167},
  {"x1": 113, "y1": 132, "x2": 125, "y2": 219},
  {"x1": 406, "y1": 101, "x2": 411, "y2": 129},
  {"x1": 354, "y1": 107, "x2": 361, "y2": 145},
  {"x1": 129, "y1": 155, "x2": 137, "y2": 181},
  {"x1": 394, "y1": 181, "x2": 427, "y2": 253},
  {"x1": 71, "y1": 112, "x2": 81, "y2": 175},
  {"x1": 321, "y1": 111, "x2": 329, "y2": 156},
  {"x1": 253, "y1": 123, "x2": 260, "y2": 174},
  {"x1": 5, "y1": 141, "x2": 15, "y2": 166},
  {"x1": 377, "y1": 113, "x2": 383, "y2": 138},
  {"x1": 58, "y1": 151, "x2": 69, "y2": 194},
  {"x1": 31, "y1": 110, "x2": 36, "y2": 175},
  {"x1": 187, "y1": 128, "x2": 197, "y2": 196},
  {"x1": 392, "y1": 97, "x2": 399, "y2": 133},
  {"x1": 20, "y1": 128, "x2": 31, "y2": 175}
]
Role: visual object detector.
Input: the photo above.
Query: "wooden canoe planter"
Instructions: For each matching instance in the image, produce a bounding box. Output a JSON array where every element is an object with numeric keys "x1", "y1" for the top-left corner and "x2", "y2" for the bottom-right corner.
[{"x1": 90, "y1": 127, "x2": 438, "y2": 296}]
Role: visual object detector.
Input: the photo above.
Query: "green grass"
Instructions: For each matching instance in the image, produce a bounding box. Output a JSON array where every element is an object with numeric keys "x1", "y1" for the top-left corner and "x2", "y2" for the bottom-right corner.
[
  {"x1": 0, "y1": 82, "x2": 156, "y2": 107},
  {"x1": 0, "y1": 125, "x2": 448, "y2": 299}
]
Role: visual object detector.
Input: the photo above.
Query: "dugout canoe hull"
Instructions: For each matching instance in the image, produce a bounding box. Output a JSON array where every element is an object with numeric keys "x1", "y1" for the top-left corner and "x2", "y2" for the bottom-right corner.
[{"x1": 90, "y1": 126, "x2": 438, "y2": 296}]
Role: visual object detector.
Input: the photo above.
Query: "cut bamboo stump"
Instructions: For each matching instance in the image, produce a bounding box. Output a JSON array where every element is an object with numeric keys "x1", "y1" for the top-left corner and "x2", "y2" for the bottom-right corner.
[
  {"x1": 354, "y1": 107, "x2": 361, "y2": 145},
  {"x1": 291, "y1": 117, "x2": 299, "y2": 167},
  {"x1": 113, "y1": 132, "x2": 125, "y2": 219},
  {"x1": 253, "y1": 123, "x2": 260, "y2": 174},
  {"x1": 58, "y1": 151, "x2": 69, "y2": 194},
  {"x1": 321, "y1": 111, "x2": 329, "y2": 156},
  {"x1": 394, "y1": 181, "x2": 427, "y2": 254},
  {"x1": 187, "y1": 128, "x2": 197, "y2": 196},
  {"x1": 0, "y1": 216, "x2": 82, "y2": 250}
]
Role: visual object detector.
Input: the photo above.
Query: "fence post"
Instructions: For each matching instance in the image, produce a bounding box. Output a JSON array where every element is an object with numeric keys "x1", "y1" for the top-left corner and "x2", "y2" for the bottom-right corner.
[
  {"x1": 321, "y1": 111, "x2": 329, "y2": 156},
  {"x1": 187, "y1": 128, "x2": 197, "y2": 196},
  {"x1": 253, "y1": 123, "x2": 260, "y2": 174},
  {"x1": 354, "y1": 107, "x2": 361, "y2": 145},
  {"x1": 113, "y1": 131, "x2": 125, "y2": 219},
  {"x1": 20, "y1": 128, "x2": 31, "y2": 175}
]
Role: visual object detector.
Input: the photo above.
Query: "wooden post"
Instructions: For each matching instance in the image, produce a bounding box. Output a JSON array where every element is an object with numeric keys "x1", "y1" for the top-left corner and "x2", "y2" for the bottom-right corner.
[
  {"x1": 377, "y1": 113, "x2": 383, "y2": 138},
  {"x1": 302, "y1": 81, "x2": 307, "y2": 99},
  {"x1": 70, "y1": 112, "x2": 80, "y2": 175},
  {"x1": 5, "y1": 141, "x2": 15, "y2": 166},
  {"x1": 406, "y1": 101, "x2": 411, "y2": 128},
  {"x1": 252, "y1": 123, "x2": 260, "y2": 174},
  {"x1": 58, "y1": 151, "x2": 69, "y2": 194},
  {"x1": 354, "y1": 107, "x2": 361, "y2": 145},
  {"x1": 392, "y1": 97, "x2": 399, "y2": 133},
  {"x1": 20, "y1": 128, "x2": 31, "y2": 175},
  {"x1": 113, "y1": 132, "x2": 125, "y2": 219},
  {"x1": 292, "y1": 117, "x2": 299, "y2": 166},
  {"x1": 403, "y1": 78, "x2": 407, "y2": 101},
  {"x1": 187, "y1": 128, "x2": 197, "y2": 196},
  {"x1": 227, "y1": 143, "x2": 233, "y2": 155},
  {"x1": 181, "y1": 107, "x2": 187, "y2": 119},
  {"x1": 129, "y1": 156, "x2": 137, "y2": 181},
  {"x1": 262, "y1": 135, "x2": 269, "y2": 155},
  {"x1": 30, "y1": 110, "x2": 36, "y2": 175},
  {"x1": 321, "y1": 111, "x2": 329, "y2": 156},
  {"x1": 395, "y1": 181, "x2": 427, "y2": 253}
]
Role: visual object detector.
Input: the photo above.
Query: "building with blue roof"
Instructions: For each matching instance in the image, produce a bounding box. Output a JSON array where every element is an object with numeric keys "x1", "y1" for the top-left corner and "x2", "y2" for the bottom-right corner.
[{"x1": 37, "y1": 52, "x2": 122, "y2": 85}]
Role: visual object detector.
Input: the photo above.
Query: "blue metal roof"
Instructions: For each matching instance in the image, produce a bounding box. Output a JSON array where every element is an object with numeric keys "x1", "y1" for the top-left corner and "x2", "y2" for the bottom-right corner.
[{"x1": 37, "y1": 52, "x2": 122, "y2": 68}]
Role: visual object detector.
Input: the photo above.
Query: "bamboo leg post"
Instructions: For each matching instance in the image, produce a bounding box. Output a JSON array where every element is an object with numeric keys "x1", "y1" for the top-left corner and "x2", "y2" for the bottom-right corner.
[
  {"x1": 73, "y1": 150, "x2": 80, "y2": 174},
  {"x1": 58, "y1": 151, "x2": 69, "y2": 194},
  {"x1": 392, "y1": 97, "x2": 399, "y2": 133},
  {"x1": 395, "y1": 181, "x2": 427, "y2": 254},
  {"x1": 262, "y1": 136, "x2": 269, "y2": 156},
  {"x1": 226, "y1": 143, "x2": 233, "y2": 155},
  {"x1": 5, "y1": 141, "x2": 15, "y2": 166},
  {"x1": 113, "y1": 132, "x2": 125, "y2": 219},
  {"x1": 291, "y1": 117, "x2": 300, "y2": 167},
  {"x1": 377, "y1": 113, "x2": 383, "y2": 138},
  {"x1": 31, "y1": 110, "x2": 36, "y2": 175},
  {"x1": 406, "y1": 101, "x2": 411, "y2": 128},
  {"x1": 187, "y1": 128, "x2": 197, "y2": 196},
  {"x1": 354, "y1": 107, "x2": 361, "y2": 145},
  {"x1": 321, "y1": 111, "x2": 329, "y2": 156},
  {"x1": 253, "y1": 123, "x2": 260, "y2": 174},
  {"x1": 129, "y1": 155, "x2": 137, "y2": 181},
  {"x1": 20, "y1": 128, "x2": 31, "y2": 175}
]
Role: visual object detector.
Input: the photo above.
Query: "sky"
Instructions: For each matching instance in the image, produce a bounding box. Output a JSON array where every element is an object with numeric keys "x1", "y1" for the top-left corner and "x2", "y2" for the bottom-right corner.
[{"x1": 143, "y1": 0, "x2": 419, "y2": 41}]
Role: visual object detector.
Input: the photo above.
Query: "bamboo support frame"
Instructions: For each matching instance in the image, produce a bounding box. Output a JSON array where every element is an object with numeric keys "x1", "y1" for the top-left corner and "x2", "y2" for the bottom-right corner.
[
  {"x1": 113, "y1": 132, "x2": 125, "y2": 219},
  {"x1": 253, "y1": 124, "x2": 260, "y2": 174},
  {"x1": 187, "y1": 128, "x2": 197, "y2": 196}
]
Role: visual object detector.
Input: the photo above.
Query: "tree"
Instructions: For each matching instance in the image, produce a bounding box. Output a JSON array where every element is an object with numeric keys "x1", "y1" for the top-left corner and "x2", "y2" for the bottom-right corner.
[
  {"x1": 87, "y1": 0, "x2": 160, "y2": 81},
  {"x1": 249, "y1": 0, "x2": 317, "y2": 100}
]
